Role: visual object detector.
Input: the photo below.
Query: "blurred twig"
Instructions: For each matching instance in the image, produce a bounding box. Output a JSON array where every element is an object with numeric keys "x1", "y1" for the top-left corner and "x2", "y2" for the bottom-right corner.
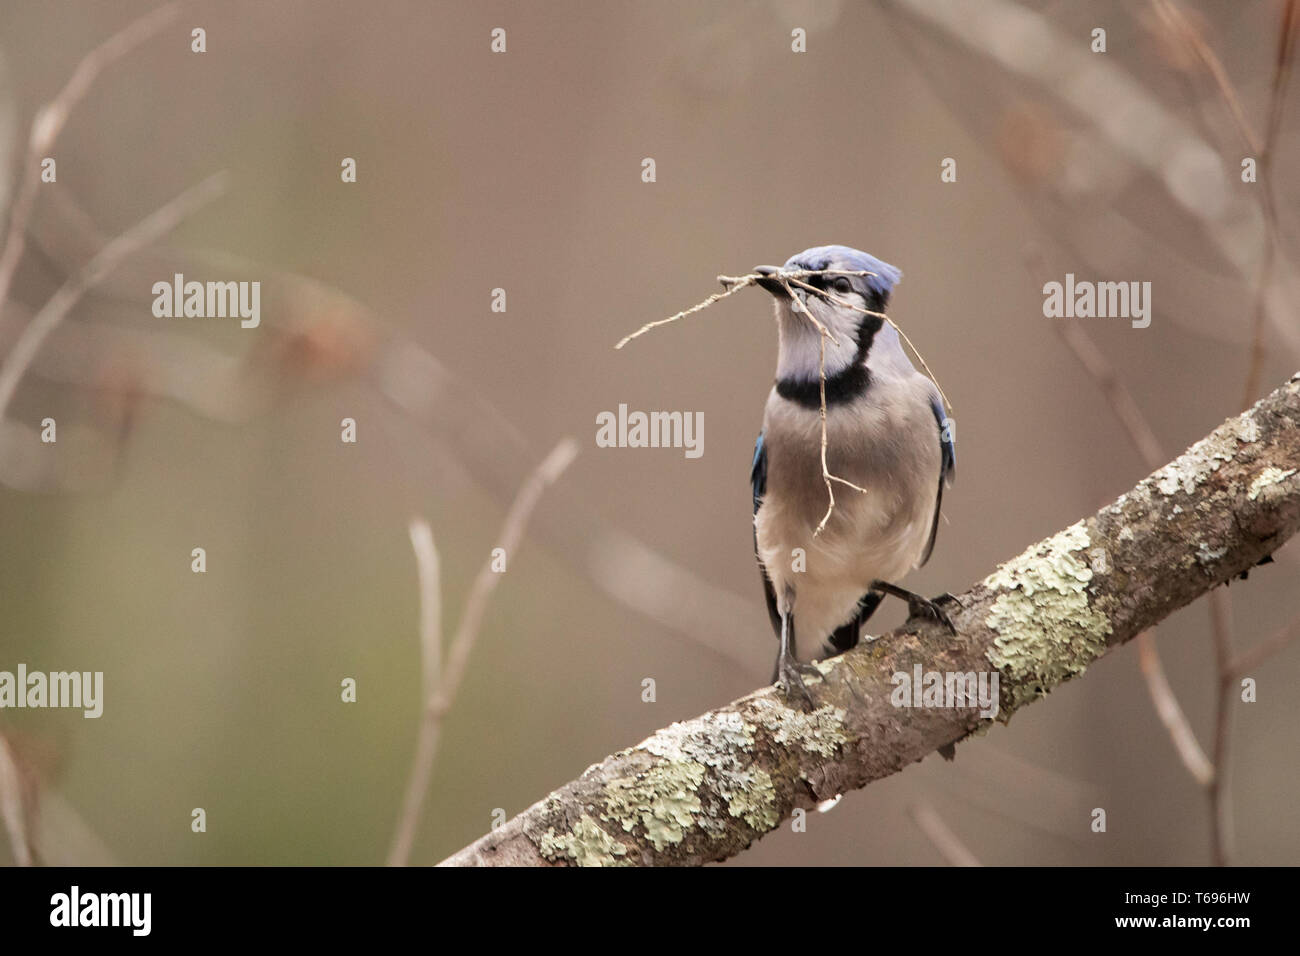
[
  {"x1": 1047, "y1": 259, "x2": 1300, "y2": 864},
  {"x1": 1148, "y1": 0, "x2": 1260, "y2": 155},
  {"x1": 387, "y1": 437, "x2": 579, "y2": 867},
  {"x1": 438, "y1": 438, "x2": 579, "y2": 715},
  {"x1": 1053, "y1": 303, "x2": 1228, "y2": 847},
  {"x1": 1243, "y1": 0, "x2": 1299, "y2": 405},
  {"x1": 888, "y1": 0, "x2": 1300, "y2": 355},
  {"x1": 1135, "y1": 637, "x2": 1214, "y2": 786},
  {"x1": 1058, "y1": 340, "x2": 1215, "y2": 784},
  {"x1": 0, "y1": 733, "x2": 31, "y2": 866},
  {"x1": 1035, "y1": 247, "x2": 1213, "y2": 787},
  {"x1": 1111, "y1": 1, "x2": 1295, "y2": 842},
  {"x1": 1208, "y1": 586, "x2": 1236, "y2": 866},
  {"x1": 0, "y1": 171, "x2": 227, "y2": 418},
  {"x1": 0, "y1": 1, "x2": 182, "y2": 321},
  {"x1": 22, "y1": 187, "x2": 765, "y2": 676},
  {"x1": 1146, "y1": 0, "x2": 1297, "y2": 407},
  {"x1": 909, "y1": 802, "x2": 981, "y2": 867},
  {"x1": 387, "y1": 518, "x2": 442, "y2": 868},
  {"x1": 1053, "y1": 322, "x2": 1165, "y2": 468},
  {"x1": 1263, "y1": 2, "x2": 1299, "y2": 178}
]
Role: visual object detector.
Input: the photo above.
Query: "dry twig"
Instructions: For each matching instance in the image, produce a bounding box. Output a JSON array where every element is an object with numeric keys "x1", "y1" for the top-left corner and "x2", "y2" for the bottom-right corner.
[{"x1": 387, "y1": 438, "x2": 579, "y2": 866}]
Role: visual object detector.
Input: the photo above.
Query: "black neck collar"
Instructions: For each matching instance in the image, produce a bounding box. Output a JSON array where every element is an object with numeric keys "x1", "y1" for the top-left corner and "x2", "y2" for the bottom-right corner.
[{"x1": 774, "y1": 316, "x2": 883, "y2": 409}]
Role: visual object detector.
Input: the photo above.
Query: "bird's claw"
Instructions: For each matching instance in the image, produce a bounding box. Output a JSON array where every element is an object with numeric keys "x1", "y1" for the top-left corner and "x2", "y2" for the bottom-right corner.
[
  {"x1": 906, "y1": 594, "x2": 957, "y2": 634},
  {"x1": 775, "y1": 655, "x2": 822, "y2": 710}
]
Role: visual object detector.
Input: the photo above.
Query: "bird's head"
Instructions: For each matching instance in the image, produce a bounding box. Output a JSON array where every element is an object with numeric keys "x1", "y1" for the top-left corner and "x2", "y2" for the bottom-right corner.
[{"x1": 754, "y1": 245, "x2": 901, "y2": 382}]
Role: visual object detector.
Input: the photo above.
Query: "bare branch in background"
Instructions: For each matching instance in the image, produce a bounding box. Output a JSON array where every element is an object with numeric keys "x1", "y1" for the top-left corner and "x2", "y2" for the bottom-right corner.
[
  {"x1": 0, "y1": 1, "x2": 182, "y2": 320},
  {"x1": 1135, "y1": 638, "x2": 1214, "y2": 786},
  {"x1": 0, "y1": 730, "x2": 118, "y2": 867},
  {"x1": 1146, "y1": 0, "x2": 1297, "y2": 406},
  {"x1": 1050, "y1": 313, "x2": 1213, "y2": 785},
  {"x1": 387, "y1": 518, "x2": 443, "y2": 868},
  {"x1": 1049, "y1": 223, "x2": 1300, "y2": 863},
  {"x1": 1148, "y1": 0, "x2": 1260, "y2": 155},
  {"x1": 0, "y1": 171, "x2": 227, "y2": 418},
  {"x1": 887, "y1": 0, "x2": 1300, "y2": 354},
  {"x1": 1208, "y1": 585, "x2": 1237, "y2": 866},
  {"x1": 387, "y1": 438, "x2": 579, "y2": 867},
  {"x1": 909, "y1": 803, "x2": 981, "y2": 867},
  {"x1": 1242, "y1": 0, "x2": 1298, "y2": 404},
  {"x1": 0, "y1": 733, "x2": 31, "y2": 866},
  {"x1": 19, "y1": 182, "x2": 766, "y2": 674}
]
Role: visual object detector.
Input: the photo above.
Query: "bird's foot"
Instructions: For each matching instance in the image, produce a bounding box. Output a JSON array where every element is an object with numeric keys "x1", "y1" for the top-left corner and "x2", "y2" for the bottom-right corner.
[
  {"x1": 905, "y1": 593, "x2": 957, "y2": 634},
  {"x1": 870, "y1": 580, "x2": 959, "y2": 635},
  {"x1": 774, "y1": 654, "x2": 823, "y2": 710}
]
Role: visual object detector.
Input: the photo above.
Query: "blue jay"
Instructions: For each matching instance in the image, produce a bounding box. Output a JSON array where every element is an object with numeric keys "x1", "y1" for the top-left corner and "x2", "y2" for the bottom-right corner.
[{"x1": 749, "y1": 245, "x2": 956, "y2": 704}]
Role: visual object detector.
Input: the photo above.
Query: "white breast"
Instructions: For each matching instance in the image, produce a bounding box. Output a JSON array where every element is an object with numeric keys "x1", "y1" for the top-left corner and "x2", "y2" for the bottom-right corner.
[{"x1": 755, "y1": 375, "x2": 941, "y2": 655}]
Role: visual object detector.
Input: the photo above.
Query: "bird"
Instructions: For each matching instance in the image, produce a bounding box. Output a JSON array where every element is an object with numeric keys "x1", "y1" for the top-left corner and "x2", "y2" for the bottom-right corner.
[{"x1": 749, "y1": 245, "x2": 956, "y2": 705}]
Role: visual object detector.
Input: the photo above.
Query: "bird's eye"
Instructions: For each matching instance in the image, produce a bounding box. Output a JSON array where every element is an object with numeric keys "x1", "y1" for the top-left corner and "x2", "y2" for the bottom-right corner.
[{"x1": 831, "y1": 276, "x2": 852, "y2": 295}]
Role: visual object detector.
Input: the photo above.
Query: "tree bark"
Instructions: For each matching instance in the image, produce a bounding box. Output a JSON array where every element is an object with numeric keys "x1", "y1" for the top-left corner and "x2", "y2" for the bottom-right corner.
[{"x1": 439, "y1": 371, "x2": 1300, "y2": 867}]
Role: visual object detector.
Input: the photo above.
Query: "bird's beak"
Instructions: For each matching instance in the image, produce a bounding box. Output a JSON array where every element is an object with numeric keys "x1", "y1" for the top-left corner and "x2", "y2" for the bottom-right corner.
[{"x1": 753, "y1": 265, "x2": 790, "y2": 297}]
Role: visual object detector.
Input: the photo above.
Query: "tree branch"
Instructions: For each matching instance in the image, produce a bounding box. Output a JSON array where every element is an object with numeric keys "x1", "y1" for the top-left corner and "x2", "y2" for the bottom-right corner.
[{"x1": 440, "y1": 372, "x2": 1300, "y2": 866}]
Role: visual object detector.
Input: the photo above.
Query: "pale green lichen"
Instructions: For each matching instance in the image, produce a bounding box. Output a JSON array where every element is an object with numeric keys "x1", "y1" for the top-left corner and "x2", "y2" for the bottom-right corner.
[
  {"x1": 983, "y1": 521, "x2": 1112, "y2": 713},
  {"x1": 1154, "y1": 416, "x2": 1263, "y2": 496},
  {"x1": 601, "y1": 761, "x2": 706, "y2": 851},
  {"x1": 642, "y1": 711, "x2": 755, "y2": 763},
  {"x1": 1248, "y1": 467, "x2": 1296, "y2": 501},
  {"x1": 751, "y1": 699, "x2": 848, "y2": 757},
  {"x1": 722, "y1": 766, "x2": 781, "y2": 830},
  {"x1": 538, "y1": 815, "x2": 629, "y2": 867},
  {"x1": 640, "y1": 712, "x2": 778, "y2": 832},
  {"x1": 1151, "y1": 417, "x2": 1258, "y2": 496}
]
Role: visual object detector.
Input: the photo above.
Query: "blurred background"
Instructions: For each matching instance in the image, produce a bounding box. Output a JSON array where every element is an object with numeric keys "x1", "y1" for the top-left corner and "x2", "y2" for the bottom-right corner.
[{"x1": 0, "y1": 0, "x2": 1296, "y2": 866}]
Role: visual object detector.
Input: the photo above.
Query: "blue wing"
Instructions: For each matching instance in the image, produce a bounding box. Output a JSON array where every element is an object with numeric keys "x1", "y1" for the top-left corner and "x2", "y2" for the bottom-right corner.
[
  {"x1": 751, "y1": 432, "x2": 781, "y2": 637},
  {"x1": 751, "y1": 431, "x2": 767, "y2": 514},
  {"x1": 920, "y1": 394, "x2": 955, "y2": 566}
]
